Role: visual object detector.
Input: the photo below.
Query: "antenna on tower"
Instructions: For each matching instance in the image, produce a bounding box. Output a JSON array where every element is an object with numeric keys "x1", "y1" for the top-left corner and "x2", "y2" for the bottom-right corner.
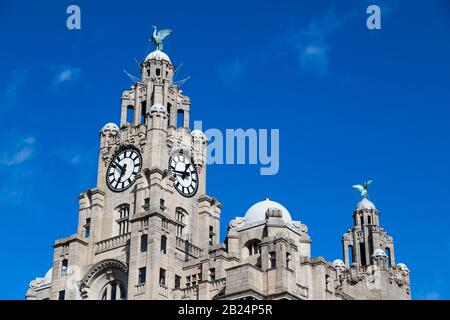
[
  {"x1": 123, "y1": 70, "x2": 141, "y2": 85},
  {"x1": 174, "y1": 76, "x2": 191, "y2": 87},
  {"x1": 173, "y1": 62, "x2": 184, "y2": 78},
  {"x1": 134, "y1": 58, "x2": 143, "y2": 71}
]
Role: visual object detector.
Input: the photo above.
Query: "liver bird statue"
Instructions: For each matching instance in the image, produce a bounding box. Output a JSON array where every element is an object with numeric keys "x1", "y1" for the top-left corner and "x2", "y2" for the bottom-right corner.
[
  {"x1": 352, "y1": 179, "x2": 373, "y2": 198},
  {"x1": 150, "y1": 26, "x2": 172, "y2": 51}
]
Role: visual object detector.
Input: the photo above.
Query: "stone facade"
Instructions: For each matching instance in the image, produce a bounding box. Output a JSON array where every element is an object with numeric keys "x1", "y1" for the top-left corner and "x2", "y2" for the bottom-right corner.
[{"x1": 26, "y1": 38, "x2": 411, "y2": 301}]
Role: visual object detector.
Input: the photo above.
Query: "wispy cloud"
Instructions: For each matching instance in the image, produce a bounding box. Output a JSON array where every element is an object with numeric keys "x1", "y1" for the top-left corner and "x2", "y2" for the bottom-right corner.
[
  {"x1": 52, "y1": 65, "x2": 81, "y2": 87},
  {"x1": 2, "y1": 69, "x2": 28, "y2": 109},
  {"x1": 56, "y1": 145, "x2": 96, "y2": 166},
  {"x1": 290, "y1": 10, "x2": 347, "y2": 75},
  {"x1": 217, "y1": 59, "x2": 243, "y2": 88},
  {"x1": 424, "y1": 291, "x2": 440, "y2": 300},
  {"x1": 0, "y1": 136, "x2": 35, "y2": 166}
]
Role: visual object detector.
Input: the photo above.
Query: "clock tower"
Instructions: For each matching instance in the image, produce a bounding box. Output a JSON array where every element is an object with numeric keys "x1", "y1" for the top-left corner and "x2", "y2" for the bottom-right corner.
[{"x1": 34, "y1": 32, "x2": 222, "y2": 300}]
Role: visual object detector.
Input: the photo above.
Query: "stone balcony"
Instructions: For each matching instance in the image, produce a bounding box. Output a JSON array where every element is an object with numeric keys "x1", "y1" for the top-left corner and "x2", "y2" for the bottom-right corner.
[
  {"x1": 95, "y1": 233, "x2": 131, "y2": 254},
  {"x1": 175, "y1": 236, "x2": 204, "y2": 260}
]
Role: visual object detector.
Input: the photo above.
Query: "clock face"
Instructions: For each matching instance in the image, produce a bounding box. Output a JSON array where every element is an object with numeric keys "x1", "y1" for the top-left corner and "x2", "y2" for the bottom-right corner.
[
  {"x1": 168, "y1": 153, "x2": 198, "y2": 197},
  {"x1": 106, "y1": 148, "x2": 142, "y2": 192}
]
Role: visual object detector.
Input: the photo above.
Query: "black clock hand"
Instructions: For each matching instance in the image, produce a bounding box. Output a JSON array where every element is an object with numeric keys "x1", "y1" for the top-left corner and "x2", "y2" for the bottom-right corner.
[
  {"x1": 182, "y1": 163, "x2": 191, "y2": 179},
  {"x1": 118, "y1": 163, "x2": 128, "y2": 182}
]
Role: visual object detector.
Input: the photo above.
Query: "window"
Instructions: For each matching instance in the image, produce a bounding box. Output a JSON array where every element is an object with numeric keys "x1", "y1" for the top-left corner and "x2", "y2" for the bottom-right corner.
[
  {"x1": 160, "y1": 198, "x2": 165, "y2": 209},
  {"x1": 209, "y1": 268, "x2": 216, "y2": 282},
  {"x1": 247, "y1": 240, "x2": 261, "y2": 256},
  {"x1": 61, "y1": 259, "x2": 68, "y2": 275},
  {"x1": 325, "y1": 275, "x2": 331, "y2": 291},
  {"x1": 360, "y1": 243, "x2": 367, "y2": 266},
  {"x1": 141, "y1": 101, "x2": 147, "y2": 124},
  {"x1": 159, "y1": 268, "x2": 166, "y2": 286},
  {"x1": 85, "y1": 218, "x2": 91, "y2": 238},
  {"x1": 186, "y1": 276, "x2": 191, "y2": 288},
  {"x1": 117, "y1": 204, "x2": 130, "y2": 235},
  {"x1": 176, "y1": 225, "x2": 184, "y2": 237},
  {"x1": 143, "y1": 198, "x2": 150, "y2": 209},
  {"x1": 286, "y1": 252, "x2": 291, "y2": 269},
  {"x1": 175, "y1": 275, "x2": 181, "y2": 289},
  {"x1": 138, "y1": 267, "x2": 146, "y2": 284},
  {"x1": 360, "y1": 215, "x2": 364, "y2": 226},
  {"x1": 368, "y1": 215, "x2": 372, "y2": 224},
  {"x1": 126, "y1": 106, "x2": 134, "y2": 124},
  {"x1": 176, "y1": 110, "x2": 184, "y2": 128},
  {"x1": 269, "y1": 252, "x2": 276, "y2": 268},
  {"x1": 348, "y1": 245, "x2": 354, "y2": 265},
  {"x1": 58, "y1": 290, "x2": 65, "y2": 300},
  {"x1": 161, "y1": 235, "x2": 167, "y2": 254},
  {"x1": 209, "y1": 226, "x2": 214, "y2": 246},
  {"x1": 101, "y1": 282, "x2": 126, "y2": 300},
  {"x1": 385, "y1": 247, "x2": 392, "y2": 267},
  {"x1": 176, "y1": 211, "x2": 184, "y2": 223},
  {"x1": 140, "y1": 234, "x2": 148, "y2": 252},
  {"x1": 156, "y1": 68, "x2": 161, "y2": 76}
]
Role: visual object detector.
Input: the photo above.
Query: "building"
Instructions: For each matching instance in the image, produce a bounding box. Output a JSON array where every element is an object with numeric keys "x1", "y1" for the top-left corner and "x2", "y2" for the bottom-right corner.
[{"x1": 26, "y1": 31, "x2": 411, "y2": 300}]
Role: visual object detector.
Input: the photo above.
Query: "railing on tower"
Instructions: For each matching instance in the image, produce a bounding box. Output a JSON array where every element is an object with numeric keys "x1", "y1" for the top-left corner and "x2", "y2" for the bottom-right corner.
[{"x1": 175, "y1": 234, "x2": 204, "y2": 260}]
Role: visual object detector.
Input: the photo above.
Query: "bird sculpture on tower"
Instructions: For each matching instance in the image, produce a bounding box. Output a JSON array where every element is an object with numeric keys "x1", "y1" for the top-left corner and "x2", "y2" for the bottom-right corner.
[
  {"x1": 352, "y1": 179, "x2": 373, "y2": 199},
  {"x1": 150, "y1": 26, "x2": 172, "y2": 51}
]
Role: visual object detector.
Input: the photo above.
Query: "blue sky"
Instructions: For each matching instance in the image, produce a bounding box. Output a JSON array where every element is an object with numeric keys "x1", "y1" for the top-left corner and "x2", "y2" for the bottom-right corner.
[{"x1": 1, "y1": 0, "x2": 449, "y2": 300}]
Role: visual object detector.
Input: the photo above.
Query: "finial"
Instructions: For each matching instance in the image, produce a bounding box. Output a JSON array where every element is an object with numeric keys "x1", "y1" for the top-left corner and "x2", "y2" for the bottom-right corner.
[
  {"x1": 150, "y1": 26, "x2": 172, "y2": 51},
  {"x1": 352, "y1": 179, "x2": 373, "y2": 199}
]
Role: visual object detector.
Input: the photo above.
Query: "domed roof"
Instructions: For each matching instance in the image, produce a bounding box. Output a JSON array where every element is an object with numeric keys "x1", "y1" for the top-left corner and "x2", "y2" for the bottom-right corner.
[
  {"x1": 372, "y1": 248, "x2": 387, "y2": 258},
  {"x1": 43, "y1": 268, "x2": 52, "y2": 285},
  {"x1": 397, "y1": 263, "x2": 409, "y2": 271},
  {"x1": 332, "y1": 259, "x2": 346, "y2": 269},
  {"x1": 145, "y1": 50, "x2": 171, "y2": 63},
  {"x1": 191, "y1": 129, "x2": 207, "y2": 140},
  {"x1": 244, "y1": 198, "x2": 292, "y2": 225},
  {"x1": 356, "y1": 198, "x2": 376, "y2": 211},
  {"x1": 150, "y1": 103, "x2": 166, "y2": 113},
  {"x1": 102, "y1": 122, "x2": 119, "y2": 132}
]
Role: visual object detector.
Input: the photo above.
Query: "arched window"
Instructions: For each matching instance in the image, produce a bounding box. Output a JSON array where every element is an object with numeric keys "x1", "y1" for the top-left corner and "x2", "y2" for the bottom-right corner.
[
  {"x1": 161, "y1": 235, "x2": 167, "y2": 254},
  {"x1": 100, "y1": 281, "x2": 126, "y2": 300},
  {"x1": 61, "y1": 259, "x2": 68, "y2": 275}
]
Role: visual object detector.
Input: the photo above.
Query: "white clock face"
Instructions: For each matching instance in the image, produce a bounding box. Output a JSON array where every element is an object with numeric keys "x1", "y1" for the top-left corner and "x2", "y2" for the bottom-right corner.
[
  {"x1": 168, "y1": 153, "x2": 198, "y2": 197},
  {"x1": 106, "y1": 148, "x2": 142, "y2": 192}
]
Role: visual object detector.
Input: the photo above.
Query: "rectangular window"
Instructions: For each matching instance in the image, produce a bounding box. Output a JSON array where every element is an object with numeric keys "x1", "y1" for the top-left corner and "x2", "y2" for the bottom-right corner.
[
  {"x1": 270, "y1": 252, "x2": 276, "y2": 268},
  {"x1": 176, "y1": 225, "x2": 184, "y2": 237},
  {"x1": 58, "y1": 290, "x2": 65, "y2": 300},
  {"x1": 209, "y1": 226, "x2": 214, "y2": 246},
  {"x1": 186, "y1": 276, "x2": 191, "y2": 288},
  {"x1": 159, "y1": 268, "x2": 166, "y2": 286},
  {"x1": 192, "y1": 274, "x2": 197, "y2": 285},
  {"x1": 85, "y1": 218, "x2": 91, "y2": 238},
  {"x1": 175, "y1": 275, "x2": 181, "y2": 289},
  {"x1": 140, "y1": 234, "x2": 148, "y2": 252},
  {"x1": 161, "y1": 235, "x2": 167, "y2": 254},
  {"x1": 138, "y1": 267, "x2": 146, "y2": 284},
  {"x1": 209, "y1": 268, "x2": 216, "y2": 282}
]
